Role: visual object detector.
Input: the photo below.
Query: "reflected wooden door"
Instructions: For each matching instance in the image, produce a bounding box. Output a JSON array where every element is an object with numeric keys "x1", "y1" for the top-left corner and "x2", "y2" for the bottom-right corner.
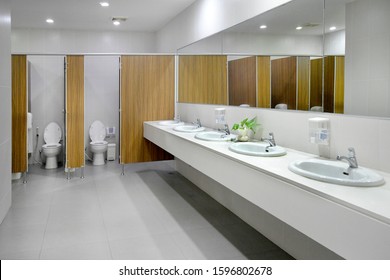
[{"x1": 65, "y1": 55, "x2": 84, "y2": 169}]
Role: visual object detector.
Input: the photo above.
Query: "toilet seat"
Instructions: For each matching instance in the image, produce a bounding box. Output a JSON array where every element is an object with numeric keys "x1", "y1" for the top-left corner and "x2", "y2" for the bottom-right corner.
[
  {"x1": 44, "y1": 122, "x2": 62, "y2": 144},
  {"x1": 90, "y1": 140, "x2": 108, "y2": 145},
  {"x1": 43, "y1": 143, "x2": 61, "y2": 148},
  {"x1": 89, "y1": 120, "x2": 106, "y2": 142}
]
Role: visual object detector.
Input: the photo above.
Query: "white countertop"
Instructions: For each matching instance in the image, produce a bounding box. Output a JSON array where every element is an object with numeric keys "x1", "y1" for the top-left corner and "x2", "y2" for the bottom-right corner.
[{"x1": 146, "y1": 121, "x2": 390, "y2": 225}]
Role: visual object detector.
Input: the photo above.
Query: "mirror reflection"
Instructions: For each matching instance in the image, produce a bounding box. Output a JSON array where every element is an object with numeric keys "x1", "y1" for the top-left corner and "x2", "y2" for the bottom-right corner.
[{"x1": 177, "y1": 0, "x2": 390, "y2": 118}]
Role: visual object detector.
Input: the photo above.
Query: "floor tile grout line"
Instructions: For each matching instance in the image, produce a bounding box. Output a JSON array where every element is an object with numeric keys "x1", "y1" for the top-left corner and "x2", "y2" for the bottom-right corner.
[{"x1": 94, "y1": 177, "x2": 115, "y2": 260}]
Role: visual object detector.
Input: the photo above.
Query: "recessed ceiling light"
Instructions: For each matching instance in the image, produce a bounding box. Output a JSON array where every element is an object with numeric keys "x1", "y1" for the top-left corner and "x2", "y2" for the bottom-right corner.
[
  {"x1": 113, "y1": 20, "x2": 120, "y2": 26},
  {"x1": 296, "y1": 26, "x2": 303, "y2": 30},
  {"x1": 46, "y1": 18, "x2": 54, "y2": 24},
  {"x1": 259, "y1": 25, "x2": 267, "y2": 29},
  {"x1": 100, "y1": 2, "x2": 109, "y2": 7},
  {"x1": 329, "y1": 26, "x2": 336, "y2": 31}
]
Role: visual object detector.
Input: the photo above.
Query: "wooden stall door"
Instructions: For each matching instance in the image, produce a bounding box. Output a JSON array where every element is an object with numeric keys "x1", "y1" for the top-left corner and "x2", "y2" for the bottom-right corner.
[
  {"x1": 271, "y1": 57, "x2": 297, "y2": 110},
  {"x1": 334, "y1": 56, "x2": 345, "y2": 114},
  {"x1": 324, "y1": 56, "x2": 335, "y2": 113},
  {"x1": 120, "y1": 55, "x2": 175, "y2": 164},
  {"x1": 257, "y1": 56, "x2": 271, "y2": 108},
  {"x1": 12, "y1": 55, "x2": 27, "y2": 173},
  {"x1": 66, "y1": 55, "x2": 85, "y2": 168},
  {"x1": 297, "y1": 57, "x2": 310, "y2": 111},
  {"x1": 228, "y1": 56, "x2": 256, "y2": 107},
  {"x1": 310, "y1": 58, "x2": 323, "y2": 109},
  {"x1": 179, "y1": 55, "x2": 227, "y2": 105}
]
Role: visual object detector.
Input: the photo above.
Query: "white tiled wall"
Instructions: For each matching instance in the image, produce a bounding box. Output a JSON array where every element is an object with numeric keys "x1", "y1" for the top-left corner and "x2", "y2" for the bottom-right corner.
[
  {"x1": 345, "y1": 0, "x2": 390, "y2": 117},
  {"x1": 28, "y1": 55, "x2": 65, "y2": 165},
  {"x1": 177, "y1": 103, "x2": 390, "y2": 173},
  {"x1": 84, "y1": 56, "x2": 120, "y2": 159},
  {"x1": 0, "y1": 0, "x2": 11, "y2": 224}
]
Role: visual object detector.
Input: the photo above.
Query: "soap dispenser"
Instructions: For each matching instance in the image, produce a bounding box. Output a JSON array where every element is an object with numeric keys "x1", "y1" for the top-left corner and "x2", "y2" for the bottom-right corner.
[{"x1": 308, "y1": 117, "x2": 330, "y2": 145}]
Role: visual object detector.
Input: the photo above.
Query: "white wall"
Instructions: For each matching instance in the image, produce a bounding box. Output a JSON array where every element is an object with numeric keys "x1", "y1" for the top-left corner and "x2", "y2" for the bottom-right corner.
[
  {"x1": 178, "y1": 32, "x2": 323, "y2": 56},
  {"x1": 177, "y1": 103, "x2": 390, "y2": 174},
  {"x1": 28, "y1": 56, "x2": 65, "y2": 165},
  {"x1": 84, "y1": 56, "x2": 120, "y2": 160},
  {"x1": 345, "y1": 0, "x2": 390, "y2": 117},
  {"x1": 0, "y1": 0, "x2": 12, "y2": 224},
  {"x1": 222, "y1": 32, "x2": 323, "y2": 56},
  {"x1": 12, "y1": 28, "x2": 157, "y2": 54},
  {"x1": 324, "y1": 30, "x2": 345, "y2": 56},
  {"x1": 157, "y1": 0, "x2": 292, "y2": 52}
]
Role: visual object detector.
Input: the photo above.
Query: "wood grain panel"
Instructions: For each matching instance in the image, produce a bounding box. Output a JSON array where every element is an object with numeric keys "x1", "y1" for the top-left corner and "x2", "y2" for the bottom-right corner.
[
  {"x1": 297, "y1": 57, "x2": 310, "y2": 111},
  {"x1": 66, "y1": 55, "x2": 85, "y2": 168},
  {"x1": 120, "y1": 55, "x2": 175, "y2": 164},
  {"x1": 271, "y1": 56, "x2": 297, "y2": 110},
  {"x1": 257, "y1": 56, "x2": 271, "y2": 108},
  {"x1": 324, "y1": 56, "x2": 335, "y2": 113},
  {"x1": 310, "y1": 58, "x2": 323, "y2": 109},
  {"x1": 12, "y1": 55, "x2": 27, "y2": 173},
  {"x1": 179, "y1": 55, "x2": 227, "y2": 105},
  {"x1": 334, "y1": 56, "x2": 345, "y2": 114},
  {"x1": 228, "y1": 56, "x2": 256, "y2": 107}
]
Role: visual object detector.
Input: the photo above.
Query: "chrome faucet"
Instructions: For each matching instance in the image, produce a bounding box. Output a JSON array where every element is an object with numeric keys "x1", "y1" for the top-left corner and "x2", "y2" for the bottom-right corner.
[
  {"x1": 261, "y1": 132, "x2": 276, "y2": 151},
  {"x1": 337, "y1": 147, "x2": 358, "y2": 168},
  {"x1": 218, "y1": 124, "x2": 230, "y2": 135},
  {"x1": 192, "y1": 118, "x2": 202, "y2": 128}
]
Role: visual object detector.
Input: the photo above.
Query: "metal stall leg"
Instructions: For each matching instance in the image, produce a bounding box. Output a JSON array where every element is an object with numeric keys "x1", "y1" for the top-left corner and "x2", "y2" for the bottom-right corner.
[
  {"x1": 80, "y1": 167, "x2": 85, "y2": 179},
  {"x1": 23, "y1": 172, "x2": 27, "y2": 184},
  {"x1": 121, "y1": 164, "x2": 125, "y2": 176}
]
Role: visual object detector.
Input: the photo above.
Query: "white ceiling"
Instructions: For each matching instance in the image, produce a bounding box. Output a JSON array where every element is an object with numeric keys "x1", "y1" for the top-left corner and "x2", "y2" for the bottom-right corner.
[{"x1": 11, "y1": 0, "x2": 197, "y2": 32}]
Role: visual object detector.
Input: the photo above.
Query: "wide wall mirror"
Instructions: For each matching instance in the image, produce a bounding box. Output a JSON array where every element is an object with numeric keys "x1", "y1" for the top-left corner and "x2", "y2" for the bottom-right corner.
[{"x1": 178, "y1": 0, "x2": 390, "y2": 118}]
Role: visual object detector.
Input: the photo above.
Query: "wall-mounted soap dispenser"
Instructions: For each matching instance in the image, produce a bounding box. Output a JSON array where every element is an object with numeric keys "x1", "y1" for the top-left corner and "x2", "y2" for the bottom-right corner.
[
  {"x1": 215, "y1": 108, "x2": 226, "y2": 124},
  {"x1": 308, "y1": 117, "x2": 330, "y2": 145}
]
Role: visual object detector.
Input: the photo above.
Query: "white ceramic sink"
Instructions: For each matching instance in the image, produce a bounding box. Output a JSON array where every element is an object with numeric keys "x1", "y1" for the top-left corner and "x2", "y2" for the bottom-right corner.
[
  {"x1": 289, "y1": 158, "x2": 385, "y2": 187},
  {"x1": 229, "y1": 142, "x2": 287, "y2": 157},
  {"x1": 173, "y1": 125, "x2": 205, "y2": 133},
  {"x1": 158, "y1": 120, "x2": 184, "y2": 126},
  {"x1": 195, "y1": 131, "x2": 237, "y2": 142}
]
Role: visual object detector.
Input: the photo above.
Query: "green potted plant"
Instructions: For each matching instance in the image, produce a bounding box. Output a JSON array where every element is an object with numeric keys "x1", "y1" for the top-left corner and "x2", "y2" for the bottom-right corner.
[{"x1": 232, "y1": 117, "x2": 260, "y2": 142}]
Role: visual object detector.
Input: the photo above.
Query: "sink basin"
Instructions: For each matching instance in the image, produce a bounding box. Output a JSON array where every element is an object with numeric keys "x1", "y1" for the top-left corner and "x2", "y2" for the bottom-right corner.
[
  {"x1": 173, "y1": 125, "x2": 205, "y2": 133},
  {"x1": 195, "y1": 131, "x2": 237, "y2": 142},
  {"x1": 229, "y1": 142, "x2": 287, "y2": 157},
  {"x1": 158, "y1": 120, "x2": 185, "y2": 126},
  {"x1": 289, "y1": 158, "x2": 385, "y2": 187}
]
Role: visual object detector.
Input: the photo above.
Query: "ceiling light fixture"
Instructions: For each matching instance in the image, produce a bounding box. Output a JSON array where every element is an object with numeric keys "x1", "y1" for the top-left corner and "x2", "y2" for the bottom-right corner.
[
  {"x1": 46, "y1": 18, "x2": 54, "y2": 24},
  {"x1": 259, "y1": 25, "x2": 267, "y2": 29},
  {"x1": 329, "y1": 26, "x2": 336, "y2": 31},
  {"x1": 112, "y1": 17, "x2": 127, "y2": 26},
  {"x1": 100, "y1": 2, "x2": 109, "y2": 7},
  {"x1": 296, "y1": 26, "x2": 303, "y2": 30}
]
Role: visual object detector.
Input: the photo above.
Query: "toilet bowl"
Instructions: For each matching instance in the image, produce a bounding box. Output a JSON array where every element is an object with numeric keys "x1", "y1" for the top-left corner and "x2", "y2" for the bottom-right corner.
[
  {"x1": 89, "y1": 120, "x2": 108, "y2": 166},
  {"x1": 42, "y1": 122, "x2": 62, "y2": 169}
]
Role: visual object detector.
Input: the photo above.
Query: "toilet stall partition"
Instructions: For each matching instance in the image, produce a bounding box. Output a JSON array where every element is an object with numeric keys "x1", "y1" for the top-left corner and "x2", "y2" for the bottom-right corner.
[
  {"x1": 120, "y1": 55, "x2": 175, "y2": 164},
  {"x1": 65, "y1": 55, "x2": 85, "y2": 171},
  {"x1": 12, "y1": 55, "x2": 28, "y2": 177}
]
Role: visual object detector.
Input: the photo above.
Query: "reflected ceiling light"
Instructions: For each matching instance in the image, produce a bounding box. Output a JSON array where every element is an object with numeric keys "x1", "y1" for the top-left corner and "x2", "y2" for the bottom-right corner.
[
  {"x1": 100, "y1": 2, "x2": 109, "y2": 7},
  {"x1": 329, "y1": 26, "x2": 336, "y2": 31},
  {"x1": 259, "y1": 25, "x2": 267, "y2": 29},
  {"x1": 46, "y1": 18, "x2": 54, "y2": 24},
  {"x1": 112, "y1": 17, "x2": 127, "y2": 26},
  {"x1": 296, "y1": 26, "x2": 303, "y2": 30}
]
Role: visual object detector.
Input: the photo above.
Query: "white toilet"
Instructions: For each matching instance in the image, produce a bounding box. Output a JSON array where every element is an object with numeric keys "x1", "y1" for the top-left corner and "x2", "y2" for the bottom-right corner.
[
  {"x1": 89, "y1": 120, "x2": 108, "y2": 166},
  {"x1": 42, "y1": 122, "x2": 62, "y2": 169}
]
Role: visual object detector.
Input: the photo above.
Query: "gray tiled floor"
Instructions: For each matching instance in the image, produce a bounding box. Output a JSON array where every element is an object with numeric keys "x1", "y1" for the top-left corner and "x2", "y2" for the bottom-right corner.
[{"x1": 0, "y1": 160, "x2": 293, "y2": 260}]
